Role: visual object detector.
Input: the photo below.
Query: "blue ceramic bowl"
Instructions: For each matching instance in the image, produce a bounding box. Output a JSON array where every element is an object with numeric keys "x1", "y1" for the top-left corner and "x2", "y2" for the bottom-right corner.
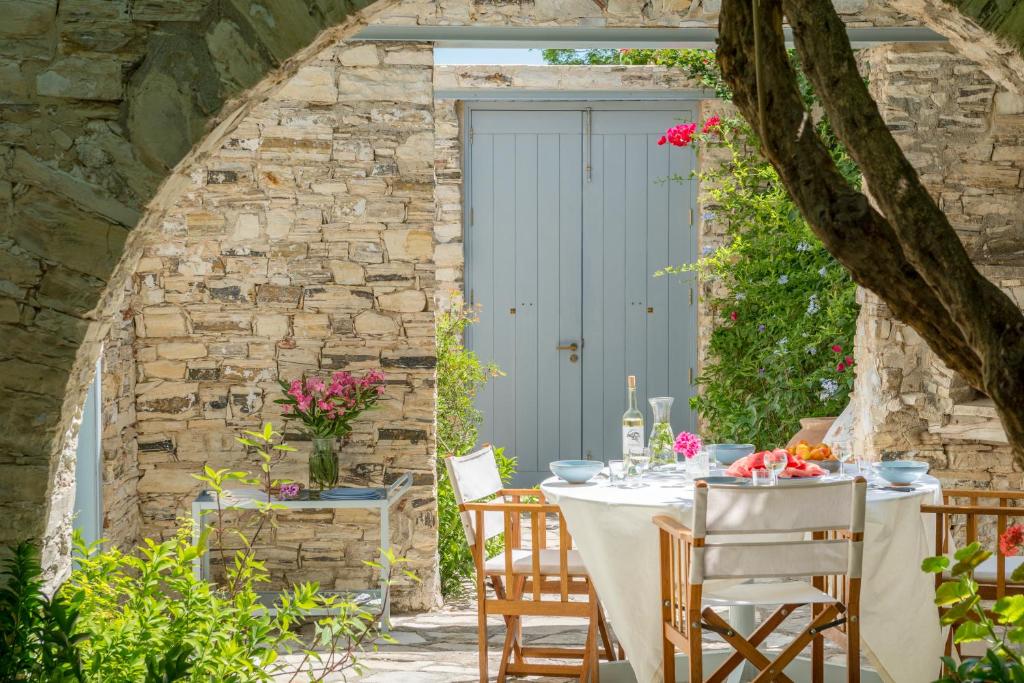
[
  {"x1": 875, "y1": 460, "x2": 929, "y2": 485},
  {"x1": 706, "y1": 443, "x2": 756, "y2": 466},
  {"x1": 550, "y1": 460, "x2": 603, "y2": 484}
]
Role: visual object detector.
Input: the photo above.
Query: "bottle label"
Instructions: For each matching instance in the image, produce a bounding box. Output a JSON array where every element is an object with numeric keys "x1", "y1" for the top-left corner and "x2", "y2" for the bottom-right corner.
[{"x1": 623, "y1": 426, "x2": 643, "y2": 454}]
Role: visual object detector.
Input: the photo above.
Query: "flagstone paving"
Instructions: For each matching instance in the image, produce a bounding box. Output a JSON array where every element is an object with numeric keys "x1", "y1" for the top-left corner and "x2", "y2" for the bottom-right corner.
[{"x1": 282, "y1": 589, "x2": 871, "y2": 681}]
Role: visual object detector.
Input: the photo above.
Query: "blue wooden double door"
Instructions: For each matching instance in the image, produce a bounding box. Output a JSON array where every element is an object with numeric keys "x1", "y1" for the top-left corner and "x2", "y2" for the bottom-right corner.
[{"x1": 466, "y1": 105, "x2": 698, "y2": 486}]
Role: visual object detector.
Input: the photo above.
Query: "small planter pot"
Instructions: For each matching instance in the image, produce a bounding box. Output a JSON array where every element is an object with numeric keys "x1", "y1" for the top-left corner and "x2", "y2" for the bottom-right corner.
[{"x1": 309, "y1": 437, "x2": 339, "y2": 491}]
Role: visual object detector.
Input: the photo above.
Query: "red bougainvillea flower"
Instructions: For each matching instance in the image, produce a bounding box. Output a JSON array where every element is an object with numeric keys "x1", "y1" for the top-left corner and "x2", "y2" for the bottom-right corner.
[
  {"x1": 845, "y1": 355, "x2": 854, "y2": 366},
  {"x1": 831, "y1": 344, "x2": 843, "y2": 353},
  {"x1": 658, "y1": 122, "x2": 698, "y2": 147},
  {"x1": 701, "y1": 115, "x2": 722, "y2": 134},
  {"x1": 837, "y1": 362, "x2": 846, "y2": 372},
  {"x1": 1001, "y1": 524, "x2": 1024, "y2": 556},
  {"x1": 729, "y1": 310, "x2": 738, "y2": 321}
]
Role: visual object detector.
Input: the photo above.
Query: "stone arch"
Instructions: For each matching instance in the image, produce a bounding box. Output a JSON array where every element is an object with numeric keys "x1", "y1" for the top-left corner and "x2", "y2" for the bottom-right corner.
[
  {"x1": 0, "y1": 0, "x2": 401, "y2": 583},
  {"x1": 6, "y1": 0, "x2": 1024, "y2": 587}
]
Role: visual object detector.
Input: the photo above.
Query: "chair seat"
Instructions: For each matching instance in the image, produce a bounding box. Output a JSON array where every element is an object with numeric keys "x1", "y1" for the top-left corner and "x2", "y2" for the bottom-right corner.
[
  {"x1": 703, "y1": 579, "x2": 838, "y2": 607},
  {"x1": 485, "y1": 548, "x2": 588, "y2": 575}
]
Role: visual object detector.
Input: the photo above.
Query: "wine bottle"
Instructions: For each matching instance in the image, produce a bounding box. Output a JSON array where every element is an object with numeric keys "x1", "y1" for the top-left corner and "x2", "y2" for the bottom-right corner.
[{"x1": 622, "y1": 375, "x2": 644, "y2": 457}]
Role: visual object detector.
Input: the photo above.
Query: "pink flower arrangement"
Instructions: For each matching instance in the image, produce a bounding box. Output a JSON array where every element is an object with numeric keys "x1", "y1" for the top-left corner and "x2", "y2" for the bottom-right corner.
[
  {"x1": 701, "y1": 115, "x2": 722, "y2": 134},
  {"x1": 657, "y1": 115, "x2": 723, "y2": 148},
  {"x1": 673, "y1": 431, "x2": 702, "y2": 459},
  {"x1": 276, "y1": 369, "x2": 386, "y2": 439}
]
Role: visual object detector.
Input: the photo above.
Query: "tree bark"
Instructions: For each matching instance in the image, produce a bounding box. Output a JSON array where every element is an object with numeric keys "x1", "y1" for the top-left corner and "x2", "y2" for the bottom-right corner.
[{"x1": 716, "y1": 0, "x2": 1024, "y2": 466}]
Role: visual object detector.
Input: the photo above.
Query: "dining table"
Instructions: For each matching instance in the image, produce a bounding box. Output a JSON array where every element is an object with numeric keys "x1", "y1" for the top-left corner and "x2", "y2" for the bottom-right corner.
[{"x1": 541, "y1": 471, "x2": 945, "y2": 683}]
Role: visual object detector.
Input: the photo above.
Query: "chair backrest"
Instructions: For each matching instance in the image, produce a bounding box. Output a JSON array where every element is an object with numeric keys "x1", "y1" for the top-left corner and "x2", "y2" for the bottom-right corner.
[
  {"x1": 445, "y1": 445, "x2": 504, "y2": 547},
  {"x1": 689, "y1": 478, "x2": 866, "y2": 584}
]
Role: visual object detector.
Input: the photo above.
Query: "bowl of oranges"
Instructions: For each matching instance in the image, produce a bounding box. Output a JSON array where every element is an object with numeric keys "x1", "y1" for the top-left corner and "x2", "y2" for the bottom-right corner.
[{"x1": 787, "y1": 440, "x2": 840, "y2": 472}]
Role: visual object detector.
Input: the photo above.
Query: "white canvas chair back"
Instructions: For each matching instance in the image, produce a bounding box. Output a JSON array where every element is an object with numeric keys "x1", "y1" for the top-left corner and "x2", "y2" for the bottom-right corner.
[
  {"x1": 689, "y1": 478, "x2": 867, "y2": 584},
  {"x1": 445, "y1": 445, "x2": 505, "y2": 547}
]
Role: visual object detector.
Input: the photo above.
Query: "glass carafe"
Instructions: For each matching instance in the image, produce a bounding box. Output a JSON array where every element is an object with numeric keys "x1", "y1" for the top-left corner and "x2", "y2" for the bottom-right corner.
[{"x1": 647, "y1": 397, "x2": 676, "y2": 469}]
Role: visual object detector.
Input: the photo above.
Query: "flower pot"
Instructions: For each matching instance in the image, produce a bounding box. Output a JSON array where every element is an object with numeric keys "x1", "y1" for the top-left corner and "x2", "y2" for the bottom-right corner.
[
  {"x1": 309, "y1": 437, "x2": 339, "y2": 491},
  {"x1": 785, "y1": 417, "x2": 837, "y2": 449}
]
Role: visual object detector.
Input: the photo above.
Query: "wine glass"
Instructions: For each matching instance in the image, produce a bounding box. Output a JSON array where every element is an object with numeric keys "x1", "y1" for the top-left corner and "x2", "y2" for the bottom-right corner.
[
  {"x1": 763, "y1": 451, "x2": 788, "y2": 485},
  {"x1": 838, "y1": 449, "x2": 856, "y2": 480}
]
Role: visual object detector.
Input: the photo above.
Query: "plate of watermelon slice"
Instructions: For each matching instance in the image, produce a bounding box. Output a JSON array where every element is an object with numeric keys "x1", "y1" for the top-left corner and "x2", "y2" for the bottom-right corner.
[{"x1": 724, "y1": 448, "x2": 828, "y2": 481}]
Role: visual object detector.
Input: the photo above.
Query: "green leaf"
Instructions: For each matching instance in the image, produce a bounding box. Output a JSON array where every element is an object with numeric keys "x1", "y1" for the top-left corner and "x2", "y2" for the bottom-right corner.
[
  {"x1": 922, "y1": 556, "x2": 950, "y2": 574},
  {"x1": 954, "y1": 621, "x2": 989, "y2": 644},
  {"x1": 936, "y1": 580, "x2": 972, "y2": 606},
  {"x1": 995, "y1": 595, "x2": 1024, "y2": 624}
]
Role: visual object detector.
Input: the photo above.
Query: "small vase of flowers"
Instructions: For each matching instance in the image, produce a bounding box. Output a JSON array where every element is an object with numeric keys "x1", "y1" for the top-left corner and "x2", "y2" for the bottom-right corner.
[
  {"x1": 674, "y1": 431, "x2": 707, "y2": 478},
  {"x1": 276, "y1": 369, "x2": 386, "y2": 491}
]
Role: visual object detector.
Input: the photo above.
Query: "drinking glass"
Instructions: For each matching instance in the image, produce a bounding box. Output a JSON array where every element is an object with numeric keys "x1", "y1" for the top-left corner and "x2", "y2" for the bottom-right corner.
[
  {"x1": 763, "y1": 451, "x2": 787, "y2": 485},
  {"x1": 608, "y1": 460, "x2": 627, "y2": 487},
  {"x1": 625, "y1": 447, "x2": 649, "y2": 485},
  {"x1": 838, "y1": 451, "x2": 855, "y2": 480},
  {"x1": 856, "y1": 455, "x2": 874, "y2": 481},
  {"x1": 752, "y1": 468, "x2": 770, "y2": 486}
]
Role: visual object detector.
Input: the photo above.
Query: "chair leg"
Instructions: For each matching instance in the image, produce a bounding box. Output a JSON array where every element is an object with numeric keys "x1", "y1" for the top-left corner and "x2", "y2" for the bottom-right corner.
[
  {"x1": 663, "y1": 631, "x2": 676, "y2": 683},
  {"x1": 587, "y1": 582, "x2": 602, "y2": 682},
  {"x1": 598, "y1": 608, "x2": 616, "y2": 661},
  {"x1": 812, "y1": 601, "x2": 824, "y2": 683},
  {"x1": 477, "y1": 579, "x2": 489, "y2": 682},
  {"x1": 688, "y1": 621, "x2": 702, "y2": 683},
  {"x1": 497, "y1": 617, "x2": 517, "y2": 683},
  {"x1": 847, "y1": 611, "x2": 860, "y2": 683}
]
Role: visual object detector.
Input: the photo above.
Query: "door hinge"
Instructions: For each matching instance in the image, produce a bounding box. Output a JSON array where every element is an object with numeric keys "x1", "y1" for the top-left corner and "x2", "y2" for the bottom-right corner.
[
  {"x1": 689, "y1": 208, "x2": 694, "y2": 226},
  {"x1": 469, "y1": 288, "x2": 474, "y2": 306},
  {"x1": 583, "y1": 107, "x2": 593, "y2": 183},
  {"x1": 689, "y1": 288, "x2": 694, "y2": 306},
  {"x1": 689, "y1": 367, "x2": 694, "y2": 384},
  {"x1": 470, "y1": 207, "x2": 474, "y2": 226},
  {"x1": 469, "y1": 127, "x2": 474, "y2": 143}
]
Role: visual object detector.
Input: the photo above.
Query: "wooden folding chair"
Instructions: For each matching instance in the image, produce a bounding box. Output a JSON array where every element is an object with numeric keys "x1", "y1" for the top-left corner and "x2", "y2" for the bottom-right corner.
[
  {"x1": 655, "y1": 477, "x2": 867, "y2": 683},
  {"x1": 446, "y1": 446, "x2": 617, "y2": 682},
  {"x1": 922, "y1": 488, "x2": 1024, "y2": 660}
]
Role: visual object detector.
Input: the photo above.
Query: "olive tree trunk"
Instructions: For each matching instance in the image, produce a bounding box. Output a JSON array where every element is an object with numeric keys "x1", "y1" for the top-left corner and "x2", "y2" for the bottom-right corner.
[{"x1": 716, "y1": 0, "x2": 1024, "y2": 466}]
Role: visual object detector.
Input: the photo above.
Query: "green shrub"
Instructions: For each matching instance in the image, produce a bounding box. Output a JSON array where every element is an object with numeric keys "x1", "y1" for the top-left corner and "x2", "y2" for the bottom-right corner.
[
  {"x1": 556, "y1": 47, "x2": 861, "y2": 448},
  {"x1": 436, "y1": 302, "x2": 514, "y2": 598},
  {"x1": 1, "y1": 422, "x2": 411, "y2": 682}
]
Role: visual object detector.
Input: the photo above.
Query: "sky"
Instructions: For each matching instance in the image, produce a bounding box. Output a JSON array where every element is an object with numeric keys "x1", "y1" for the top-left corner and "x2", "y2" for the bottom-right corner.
[{"x1": 433, "y1": 48, "x2": 548, "y2": 65}]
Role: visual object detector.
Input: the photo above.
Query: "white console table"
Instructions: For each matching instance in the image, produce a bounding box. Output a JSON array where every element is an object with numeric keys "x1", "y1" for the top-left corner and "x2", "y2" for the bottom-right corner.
[{"x1": 190, "y1": 472, "x2": 413, "y2": 627}]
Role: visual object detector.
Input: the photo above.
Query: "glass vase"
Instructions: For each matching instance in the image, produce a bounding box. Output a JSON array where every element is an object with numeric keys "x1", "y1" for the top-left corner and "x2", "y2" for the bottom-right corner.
[
  {"x1": 687, "y1": 448, "x2": 710, "y2": 479},
  {"x1": 647, "y1": 396, "x2": 676, "y2": 470},
  {"x1": 309, "y1": 437, "x2": 339, "y2": 491}
]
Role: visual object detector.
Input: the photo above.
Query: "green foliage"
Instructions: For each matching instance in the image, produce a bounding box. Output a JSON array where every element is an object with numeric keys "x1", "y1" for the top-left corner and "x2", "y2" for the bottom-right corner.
[
  {"x1": 0, "y1": 541, "x2": 85, "y2": 681},
  {"x1": 1, "y1": 422, "x2": 412, "y2": 682},
  {"x1": 540, "y1": 48, "x2": 623, "y2": 65},
  {"x1": 923, "y1": 542, "x2": 1024, "y2": 681},
  {"x1": 586, "y1": 47, "x2": 861, "y2": 448},
  {"x1": 436, "y1": 302, "x2": 514, "y2": 597}
]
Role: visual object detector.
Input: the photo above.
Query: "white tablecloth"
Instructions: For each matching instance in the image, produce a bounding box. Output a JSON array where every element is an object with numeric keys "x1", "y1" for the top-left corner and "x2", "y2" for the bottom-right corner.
[{"x1": 541, "y1": 474, "x2": 945, "y2": 683}]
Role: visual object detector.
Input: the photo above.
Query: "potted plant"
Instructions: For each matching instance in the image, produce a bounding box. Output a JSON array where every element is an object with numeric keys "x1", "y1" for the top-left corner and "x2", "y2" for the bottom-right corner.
[{"x1": 275, "y1": 369, "x2": 386, "y2": 491}]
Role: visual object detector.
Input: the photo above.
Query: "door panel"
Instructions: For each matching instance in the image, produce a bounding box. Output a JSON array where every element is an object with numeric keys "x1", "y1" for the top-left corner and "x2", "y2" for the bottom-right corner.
[
  {"x1": 468, "y1": 106, "x2": 697, "y2": 484},
  {"x1": 581, "y1": 109, "x2": 698, "y2": 462},
  {"x1": 469, "y1": 110, "x2": 584, "y2": 486}
]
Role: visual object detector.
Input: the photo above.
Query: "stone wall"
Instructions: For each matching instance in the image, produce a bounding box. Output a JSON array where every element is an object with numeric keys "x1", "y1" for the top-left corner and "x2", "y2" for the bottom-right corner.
[
  {"x1": 124, "y1": 39, "x2": 438, "y2": 609},
  {"x1": 852, "y1": 43, "x2": 1024, "y2": 489}
]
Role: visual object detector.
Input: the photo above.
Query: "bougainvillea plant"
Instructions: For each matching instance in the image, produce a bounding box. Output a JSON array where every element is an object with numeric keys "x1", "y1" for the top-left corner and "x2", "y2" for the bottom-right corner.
[
  {"x1": 655, "y1": 114, "x2": 858, "y2": 447},
  {"x1": 276, "y1": 370, "x2": 386, "y2": 440}
]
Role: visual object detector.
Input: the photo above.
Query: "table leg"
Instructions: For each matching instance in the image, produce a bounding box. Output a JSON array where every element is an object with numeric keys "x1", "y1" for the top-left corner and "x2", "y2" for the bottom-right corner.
[
  {"x1": 727, "y1": 605, "x2": 757, "y2": 683},
  {"x1": 380, "y1": 503, "x2": 391, "y2": 631},
  {"x1": 191, "y1": 502, "x2": 204, "y2": 581}
]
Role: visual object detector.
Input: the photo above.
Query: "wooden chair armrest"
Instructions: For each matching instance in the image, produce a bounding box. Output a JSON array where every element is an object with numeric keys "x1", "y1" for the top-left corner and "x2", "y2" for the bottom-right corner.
[
  {"x1": 922, "y1": 503, "x2": 1024, "y2": 515},
  {"x1": 460, "y1": 501, "x2": 561, "y2": 514},
  {"x1": 653, "y1": 514, "x2": 693, "y2": 539},
  {"x1": 942, "y1": 489, "x2": 1024, "y2": 501}
]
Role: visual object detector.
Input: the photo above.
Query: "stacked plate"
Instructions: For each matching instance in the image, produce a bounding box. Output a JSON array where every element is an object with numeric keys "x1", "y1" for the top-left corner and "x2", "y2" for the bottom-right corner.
[{"x1": 319, "y1": 487, "x2": 385, "y2": 501}]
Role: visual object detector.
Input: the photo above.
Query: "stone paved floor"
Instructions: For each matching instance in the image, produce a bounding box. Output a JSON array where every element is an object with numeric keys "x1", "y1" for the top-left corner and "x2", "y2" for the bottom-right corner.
[{"x1": 281, "y1": 588, "x2": 870, "y2": 682}]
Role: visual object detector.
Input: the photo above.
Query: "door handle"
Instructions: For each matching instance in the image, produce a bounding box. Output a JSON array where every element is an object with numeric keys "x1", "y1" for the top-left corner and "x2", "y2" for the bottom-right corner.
[{"x1": 556, "y1": 343, "x2": 578, "y2": 352}]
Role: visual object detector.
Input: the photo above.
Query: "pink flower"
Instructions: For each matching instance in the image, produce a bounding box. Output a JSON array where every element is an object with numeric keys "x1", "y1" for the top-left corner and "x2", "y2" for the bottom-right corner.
[
  {"x1": 729, "y1": 310, "x2": 738, "y2": 321},
  {"x1": 837, "y1": 362, "x2": 846, "y2": 372},
  {"x1": 831, "y1": 344, "x2": 843, "y2": 353},
  {"x1": 1001, "y1": 524, "x2": 1024, "y2": 556},
  {"x1": 317, "y1": 399, "x2": 332, "y2": 412},
  {"x1": 657, "y1": 135, "x2": 667, "y2": 146},
  {"x1": 306, "y1": 377, "x2": 325, "y2": 394},
  {"x1": 661, "y1": 122, "x2": 698, "y2": 148},
  {"x1": 673, "y1": 431, "x2": 702, "y2": 459},
  {"x1": 282, "y1": 404, "x2": 293, "y2": 414},
  {"x1": 844, "y1": 355, "x2": 854, "y2": 366},
  {"x1": 288, "y1": 379, "x2": 304, "y2": 399},
  {"x1": 279, "y1": 483, "x2": 300, "y2": 500},
  {"x1": 701, "y1": 115, "x2": 721, "y2": 133},
  {"x1": 296, "y1": 395, "x2": 312, "y2": 412}
]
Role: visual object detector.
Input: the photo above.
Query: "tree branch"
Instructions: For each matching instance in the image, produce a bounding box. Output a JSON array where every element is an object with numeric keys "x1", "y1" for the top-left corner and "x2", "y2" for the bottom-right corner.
[{"x1": 716, "y1": 0, "x2": 1024, "y2": 464}]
